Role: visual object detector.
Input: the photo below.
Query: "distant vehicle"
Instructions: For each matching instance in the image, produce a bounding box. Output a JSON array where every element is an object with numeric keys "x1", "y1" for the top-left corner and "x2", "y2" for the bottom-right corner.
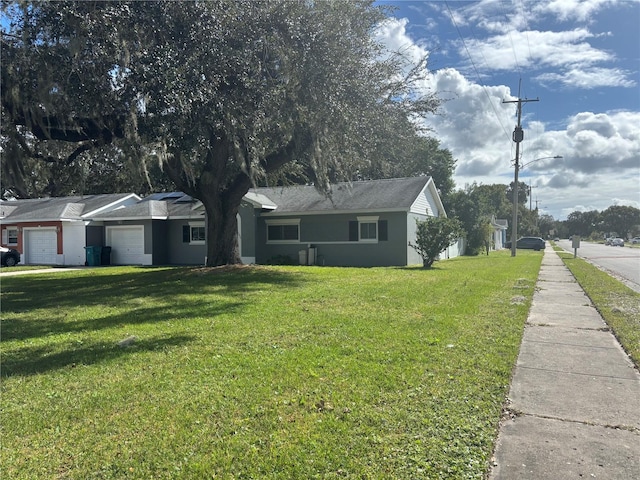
[
  {"x1": 1, "y1": 246, "x2": 20, "y2": 267},
  {"x1": 631, "y1": 237, "x2": 640, "y2": 244},
  {"x1": 605, "y1": 237, "x2": 613, "y2": 245},
  {"x1": 610, "y1": 238, "x2": 624, "y2": 247},
  {"x1": 505, "y1": 237, "x2": 545, "y2": 251}
]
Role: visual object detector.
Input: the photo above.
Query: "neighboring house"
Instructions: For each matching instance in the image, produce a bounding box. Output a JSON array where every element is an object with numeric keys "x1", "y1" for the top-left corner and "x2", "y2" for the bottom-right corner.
[
  {"x1": 90, "y1": 192, "x2": 214, "y2": 266},
  {"x1": 248, "y1": 176, "x2": 460, "y2": 267},
  {"x1": 0, "y1": 177, "x2": 459, "y2": 267},
  {"x1": 491, "y1": 217, "x2": 508, "y2": 250},
  {"x1": 0, "y1": 194, "x2": 140, "y2": 265}
]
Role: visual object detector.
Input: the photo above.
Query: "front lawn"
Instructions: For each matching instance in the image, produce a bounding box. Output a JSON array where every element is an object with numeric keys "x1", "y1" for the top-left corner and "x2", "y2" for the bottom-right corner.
[{"x1": 1, "y1": 252, "x2": 542, "y2": 479}]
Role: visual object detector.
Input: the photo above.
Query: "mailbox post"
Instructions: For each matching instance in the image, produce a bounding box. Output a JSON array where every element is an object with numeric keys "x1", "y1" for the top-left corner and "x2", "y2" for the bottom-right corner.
[{"x1": 572, "y1": 235, "x2": 580, "y2": 258}]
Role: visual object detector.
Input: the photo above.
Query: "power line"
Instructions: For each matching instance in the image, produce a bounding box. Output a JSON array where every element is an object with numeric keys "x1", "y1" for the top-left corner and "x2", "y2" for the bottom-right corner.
[{"x1": 444, "y1": 1, "x2": 512, "y2": 142}]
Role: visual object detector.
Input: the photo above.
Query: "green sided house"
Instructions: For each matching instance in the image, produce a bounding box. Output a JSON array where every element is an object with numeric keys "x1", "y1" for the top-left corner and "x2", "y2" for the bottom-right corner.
[
  {"x1": 0, "y1": 177, "x2": 461, "y2": 267},
  {"x1": 248, "y1": 176, "x2": 462, "y2": 266}
]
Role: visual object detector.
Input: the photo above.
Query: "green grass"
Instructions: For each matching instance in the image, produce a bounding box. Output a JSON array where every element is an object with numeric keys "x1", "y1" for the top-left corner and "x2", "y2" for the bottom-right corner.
[
  {"x1": 0, "y1": 264, "x2": 54, "y2": 272},
  {"x1": 553, "y1": 248, "x2": 640, "y2": 367},
  {"x1": 1, "y1": 252, "x2": 543, "y2": 479}
]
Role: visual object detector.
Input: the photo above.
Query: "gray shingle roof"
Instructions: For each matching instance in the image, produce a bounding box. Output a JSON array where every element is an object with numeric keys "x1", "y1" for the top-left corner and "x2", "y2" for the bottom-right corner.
[
  {"x1": 1, "y1": 178, "x2": 436, "y2": 223},
  {"x1": 252, "y1": 177, "x2": 432, "y2": 214},
  {"x1": 91, "y1": 193, "x2": 203, "y2": 220},
  {"x1": 0, "y1": 193, "x2": 138, "y2": 222},
  {"x1": 93, "y1": 200, "x2": 169, "y2": 219}
]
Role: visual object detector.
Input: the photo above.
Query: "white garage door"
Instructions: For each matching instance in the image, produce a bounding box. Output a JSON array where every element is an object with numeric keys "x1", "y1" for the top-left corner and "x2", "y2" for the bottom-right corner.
[
  {"x1": 106, "y1": 226, "x2": 145, "y2": 265},
  {"x1": 25, "y1": 229, "x2": 58, "y2": 264}
]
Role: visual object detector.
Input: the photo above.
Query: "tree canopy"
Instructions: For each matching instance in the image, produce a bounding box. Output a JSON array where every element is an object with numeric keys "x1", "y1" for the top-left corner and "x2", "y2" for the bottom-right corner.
[{"x1": 2, "y1": 0, "x2": 441, "y2": 265}]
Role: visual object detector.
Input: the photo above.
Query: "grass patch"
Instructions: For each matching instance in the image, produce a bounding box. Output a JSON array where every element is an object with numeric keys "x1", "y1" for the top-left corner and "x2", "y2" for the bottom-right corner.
[
  {"x1": 0, "y1": 264, "x2": 54, "y2": 272},
  {"x1": 555, "y1": 250, "x2": 640, "y2": 367},
  {"x1": 1, "y1": 252, "x2": 542, "y2": 479}
]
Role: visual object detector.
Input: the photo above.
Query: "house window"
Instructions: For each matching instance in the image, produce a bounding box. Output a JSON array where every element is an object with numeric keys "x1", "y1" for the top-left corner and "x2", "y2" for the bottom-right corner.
[
  {"x1": 183, "y1": 223, "x2": 205, "y2": 244},
  {"x1": 191, "y1": 226, "x2": 206, "y2": 242},
  {"x1": 349, "y1": 216, "x2": 386, "y2": 242},
  {"x1": 360, "y1": 221, "x2": 377, "y2": 241},
  {"x1": 4, "y1": 227, "x2": 18, "y2": 245},
  {"x1": 266, "y1": 219, "x2": 300, "y2": 243}
]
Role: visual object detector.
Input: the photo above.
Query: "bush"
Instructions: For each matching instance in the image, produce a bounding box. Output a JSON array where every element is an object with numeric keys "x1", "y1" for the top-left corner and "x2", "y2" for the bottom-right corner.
[{"x1": 409, "y1": 216, "x2": 464, "y2": 268}]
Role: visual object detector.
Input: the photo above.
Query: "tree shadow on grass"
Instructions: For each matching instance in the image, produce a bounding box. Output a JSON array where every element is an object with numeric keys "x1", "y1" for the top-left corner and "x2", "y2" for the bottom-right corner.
[
  {"x1": 1, "y1": 334, "x2": 195, "y2": 377},
  {"x1": 1, "y1": 266, "x2": 306, "y2": 342},
  {"x1": 1, "y1": 298, "x2": 243, "y2": 342},
  {"x1": 1, "y1": 266, "x2": 304, "y2": 312}
]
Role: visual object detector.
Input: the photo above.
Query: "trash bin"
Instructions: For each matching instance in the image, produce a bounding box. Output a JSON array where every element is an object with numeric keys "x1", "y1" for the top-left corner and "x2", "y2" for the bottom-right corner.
[
  {"x1": 298, "y1": 249, "x2": 307, "y2": 265},
  {"x1": 84, "y1": 246, "x2": 101, "y2": 266},
  {"x1": 101, "y1": 246, "x2": 112, "y2": 265}
]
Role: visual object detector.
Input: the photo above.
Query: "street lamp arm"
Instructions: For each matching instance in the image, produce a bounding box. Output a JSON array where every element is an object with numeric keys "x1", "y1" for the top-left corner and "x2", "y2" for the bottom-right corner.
[{"x1": 520, "y1": 155, "x2": 563, "y2": 169}]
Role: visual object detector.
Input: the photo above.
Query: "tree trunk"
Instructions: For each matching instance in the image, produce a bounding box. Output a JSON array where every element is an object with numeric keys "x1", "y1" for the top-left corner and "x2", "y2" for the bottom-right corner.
[
  {"x1": 198, "y1": 174, "x2": 252, "y2": 267},
  {"x1": 200, "y1": 193, "x2": 242, "y2": 266}
]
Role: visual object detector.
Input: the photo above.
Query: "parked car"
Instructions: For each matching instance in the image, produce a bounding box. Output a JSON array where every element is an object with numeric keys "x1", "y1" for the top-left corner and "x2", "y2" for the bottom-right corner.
[
  {"x1": 504, "y1": 237, "x2": 546, "y2": 251},
  {"x1": 631, "y1": 237, "x2": 640, "y2": 244},
  {"x1": 1, "y1": 246, "x2": 20, "y2": 267},
  {"x1": 611, "y1": 238, "x2": 625, "y2": 247}
]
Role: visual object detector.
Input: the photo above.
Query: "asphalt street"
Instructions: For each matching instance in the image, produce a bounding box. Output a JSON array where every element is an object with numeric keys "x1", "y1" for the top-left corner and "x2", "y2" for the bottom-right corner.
[{"x1": 556, "y1": 239, "x2": 640, "y2": 292}]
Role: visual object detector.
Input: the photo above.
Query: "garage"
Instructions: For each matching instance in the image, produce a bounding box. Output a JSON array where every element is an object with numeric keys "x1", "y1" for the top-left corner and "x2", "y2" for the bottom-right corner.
[
  {"x1": 25, "y1": 228, "x2": 58, "y2": 264},
  {"x1": 106, "y1": 226, "x2": 146, "y2": 265}
]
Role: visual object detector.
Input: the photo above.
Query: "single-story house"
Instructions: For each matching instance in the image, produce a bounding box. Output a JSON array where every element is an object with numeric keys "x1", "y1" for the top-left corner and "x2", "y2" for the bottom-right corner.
[
  {"x1": 0, "y1": 193, "x2": 140, "y2": 265},
  {"x1": 0, "y1": 177, "x2": 460, "y2": 267},
  {"x1": 249, "y1": 176, "x2": 461, "y2": 266}
]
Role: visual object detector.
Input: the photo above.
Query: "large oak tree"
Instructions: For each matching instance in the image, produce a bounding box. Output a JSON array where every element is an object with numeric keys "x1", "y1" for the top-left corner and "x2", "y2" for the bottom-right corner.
[{"x1": 2, "y1": 1, "x2": 439, "y2": 265}]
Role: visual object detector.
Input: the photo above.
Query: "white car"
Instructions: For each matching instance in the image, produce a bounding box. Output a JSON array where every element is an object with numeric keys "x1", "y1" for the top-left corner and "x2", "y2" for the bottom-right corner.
[{"x1": 631, "y1": 237, "x2": 640, "y2": 244}]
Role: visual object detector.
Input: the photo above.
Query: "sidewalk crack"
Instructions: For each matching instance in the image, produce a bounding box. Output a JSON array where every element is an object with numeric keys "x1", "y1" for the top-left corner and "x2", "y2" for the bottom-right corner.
[{"x1": 516, "y1": 412, "x2": 640, "y2": 434}]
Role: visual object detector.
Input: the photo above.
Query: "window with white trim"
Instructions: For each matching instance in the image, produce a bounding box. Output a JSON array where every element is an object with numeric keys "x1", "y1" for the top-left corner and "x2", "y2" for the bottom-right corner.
[
  {"x1": 266, "y1": 219, "x2": 300, "y2": 243},
  {"x1": 2, "y1": 227, "x2": 18, "y2": 245},
  {"x1": 349, "y1": 217, "x2": 388, "y2": 243},
  {"x1": 358, "y1": 216, "x2": 378, "y2": 242},
  {"x1": 183, "y1": 222, "x2": 205, "y2": 244}
]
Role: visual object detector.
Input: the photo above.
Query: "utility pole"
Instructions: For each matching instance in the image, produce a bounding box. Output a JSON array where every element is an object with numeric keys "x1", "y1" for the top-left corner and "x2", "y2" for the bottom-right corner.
[
  {"x1": 528, "y1": 181, "x2": 537, "y2": 210},
  {"x1": 503, "y1": 90, "x2": 538, "y2": 257}
]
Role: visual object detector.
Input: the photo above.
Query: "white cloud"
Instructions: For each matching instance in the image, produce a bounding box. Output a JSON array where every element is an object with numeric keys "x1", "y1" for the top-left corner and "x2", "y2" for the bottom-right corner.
[
  {"x1": 379, "y1": 1, "x2": 640, "y2": 219},
  {"x1": 442, "y1": 1, "x2": 636, "y2": 90},
  {"x1": 535, "y1": 66, "x2": 636, "y2": 89},
  {"x1": 536, "y1": 0, "x2": 620, "y2": 23},
  {"x1": 374, "y1": 18, "x2": 430, "y2": 66}
]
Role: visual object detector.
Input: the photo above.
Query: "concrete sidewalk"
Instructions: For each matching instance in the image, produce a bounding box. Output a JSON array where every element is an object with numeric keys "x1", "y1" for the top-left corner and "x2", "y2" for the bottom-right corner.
[
  {"x1": 0, "y1": 267, "x2": 88, "y2": 277},
  {"x1": 490, "y1": 246, "x2": 640, "y2": 479}
]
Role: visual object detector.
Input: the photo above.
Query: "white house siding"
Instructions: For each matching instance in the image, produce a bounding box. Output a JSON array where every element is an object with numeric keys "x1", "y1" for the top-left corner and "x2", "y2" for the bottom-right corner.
[
  {"x1": 406, "y1": 213, "x2": 426, "y2": 265},
  {"x1": 406, "y1": 212, "x2": 463, "y2": 263},
  {"x1": 409, "y1": 185, "x2": 440, "y2": 217}
]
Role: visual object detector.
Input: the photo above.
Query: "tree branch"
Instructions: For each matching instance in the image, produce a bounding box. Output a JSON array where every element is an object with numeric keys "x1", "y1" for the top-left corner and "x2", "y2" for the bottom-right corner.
[{"x1": 5, "y1": 103, "x2": 126, "y2": 143}]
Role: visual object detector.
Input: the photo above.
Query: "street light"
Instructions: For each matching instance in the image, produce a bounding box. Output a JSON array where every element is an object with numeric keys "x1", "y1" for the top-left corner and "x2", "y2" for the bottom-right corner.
[
  {"x1": 520, "y1": 155, "x2": 563, "y2": 170},
  {"x1": 510, "y1": 155, "x2": 562, "y2": 257}
]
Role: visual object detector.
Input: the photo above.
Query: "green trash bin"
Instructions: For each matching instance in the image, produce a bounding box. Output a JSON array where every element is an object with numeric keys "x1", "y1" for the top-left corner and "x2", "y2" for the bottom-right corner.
[{"x1": 84, "y1": 246, "x2": 102, "y2": 266}]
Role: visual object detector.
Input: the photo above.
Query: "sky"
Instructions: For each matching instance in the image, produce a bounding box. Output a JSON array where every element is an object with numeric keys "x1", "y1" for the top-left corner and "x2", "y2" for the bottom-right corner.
[{"x1": 376, "y1": 0, "x2": 640, "y2": 220}]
